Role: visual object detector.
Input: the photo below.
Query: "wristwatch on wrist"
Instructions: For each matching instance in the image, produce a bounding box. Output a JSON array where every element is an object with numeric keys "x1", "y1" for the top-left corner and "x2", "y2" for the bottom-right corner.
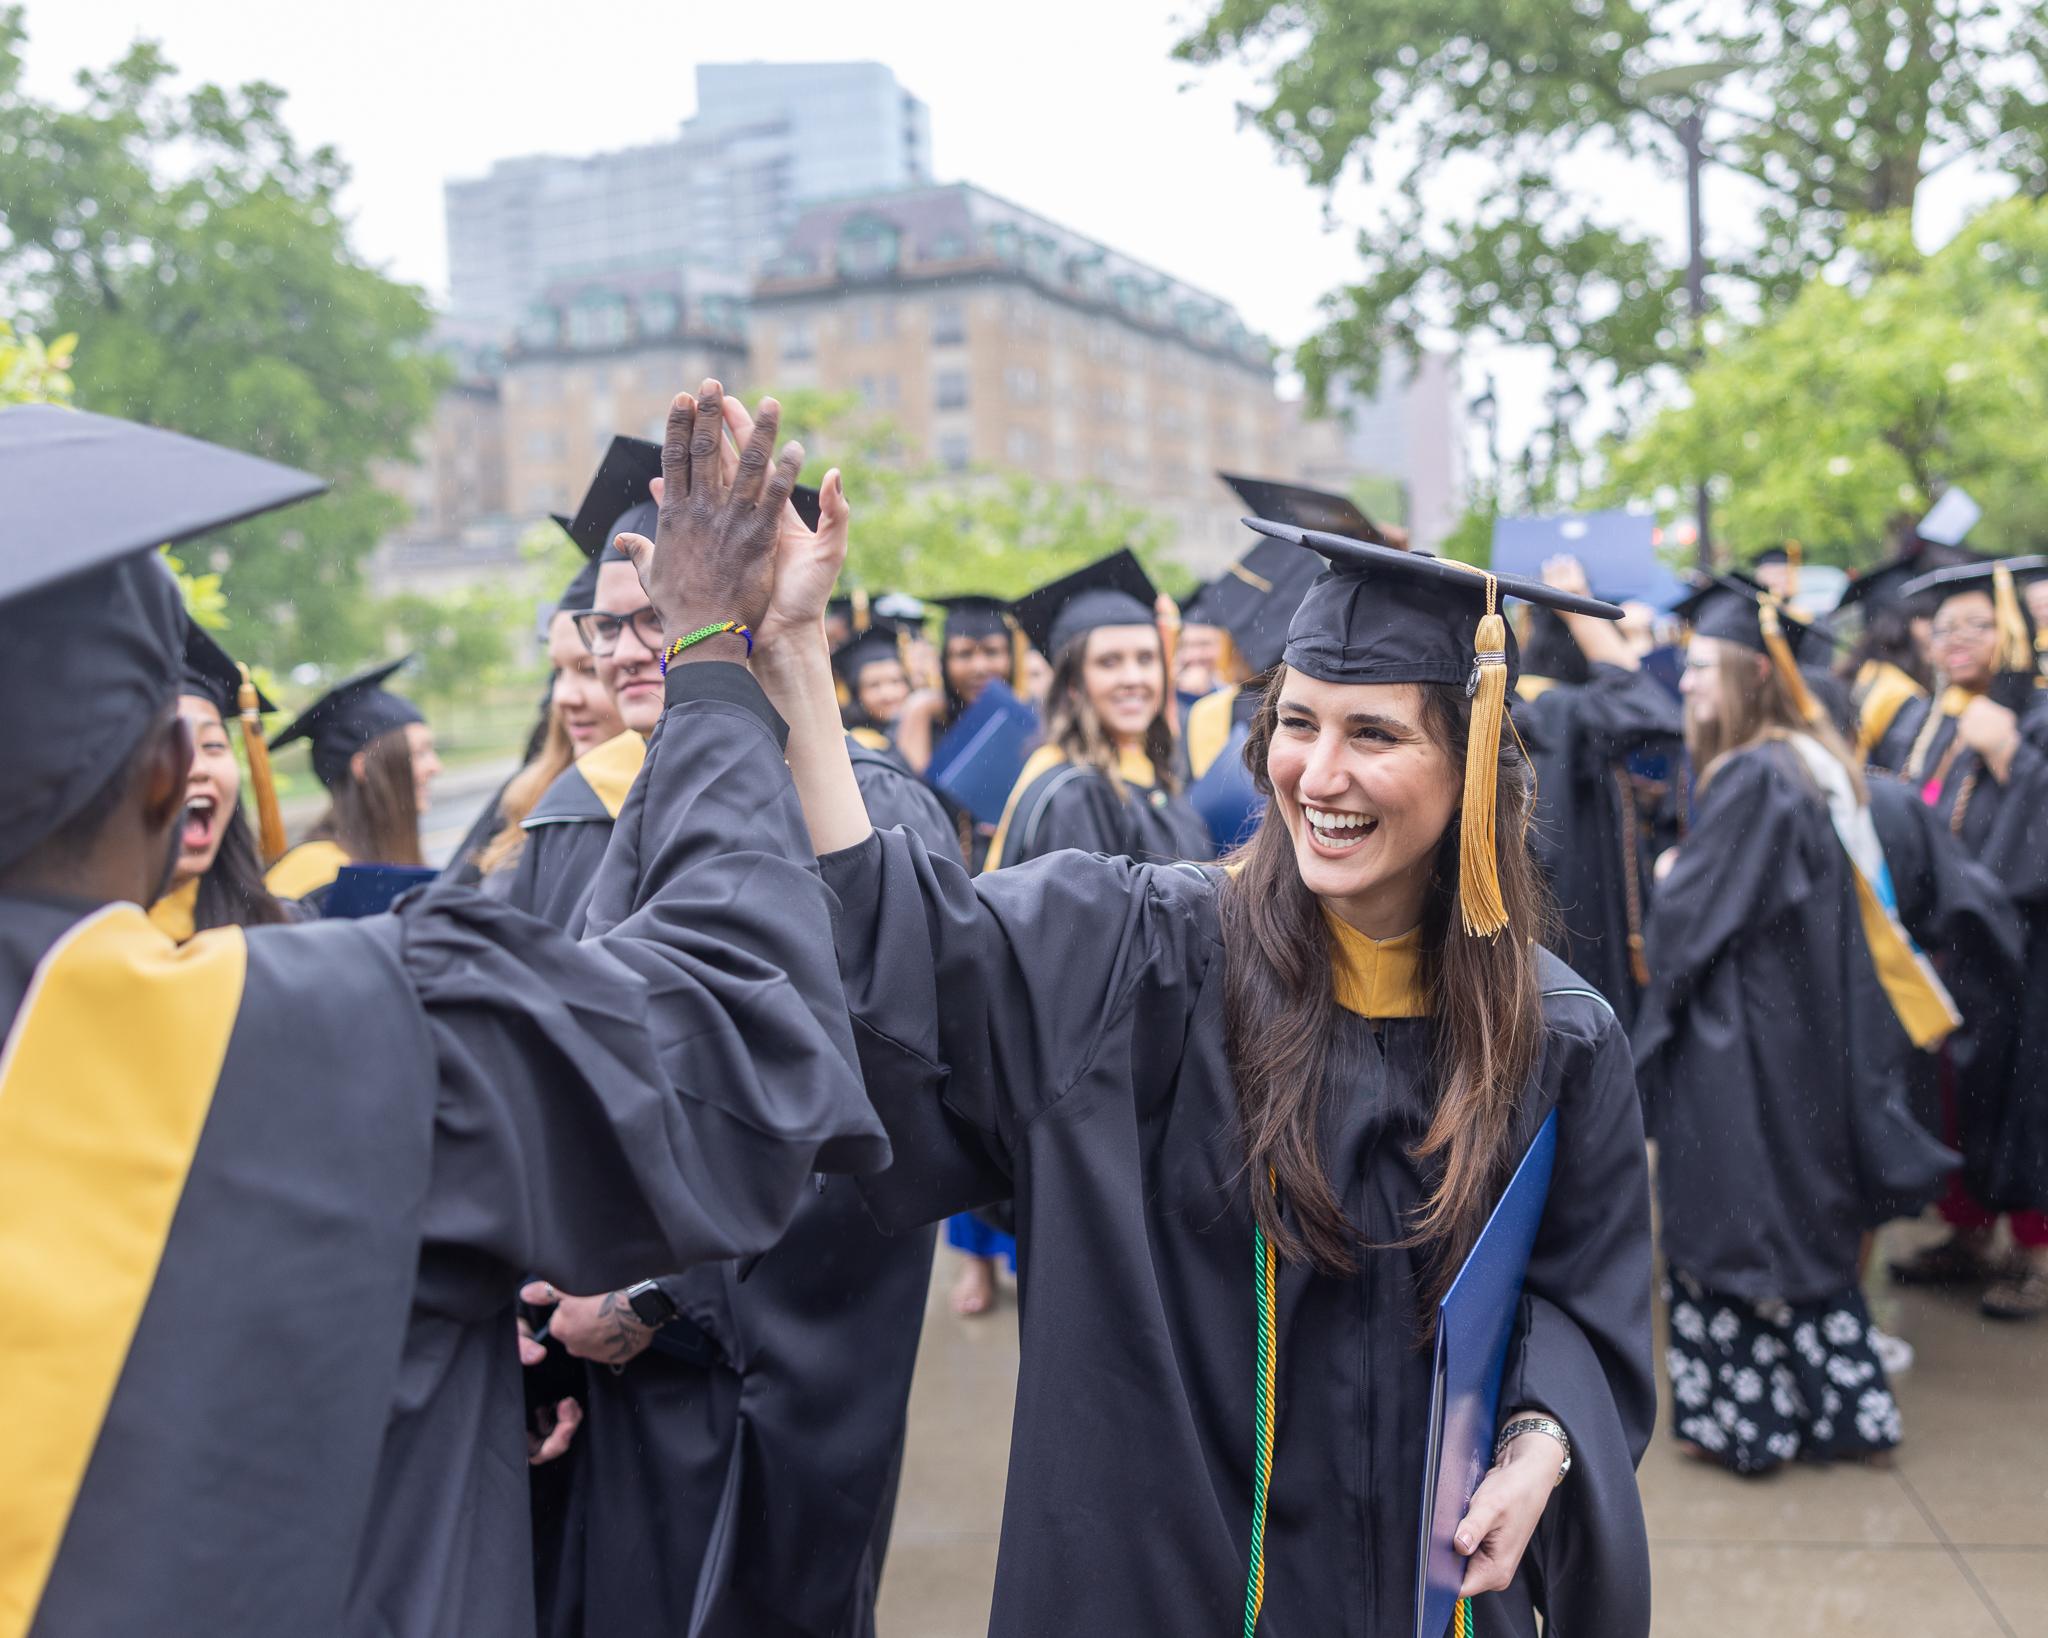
[
  {"x1": 1494, "y1": 1415, "x2": 1572, "y2": 1485},
  {"x1": 624, "y1": 1279, "x2": 679, "y2": 1330}
]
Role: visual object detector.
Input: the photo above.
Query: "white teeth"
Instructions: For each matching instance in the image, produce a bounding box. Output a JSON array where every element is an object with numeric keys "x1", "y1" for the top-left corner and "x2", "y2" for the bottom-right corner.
[{"x1": 1306, "y1": 806, "x2": 1372, "y2": 831}]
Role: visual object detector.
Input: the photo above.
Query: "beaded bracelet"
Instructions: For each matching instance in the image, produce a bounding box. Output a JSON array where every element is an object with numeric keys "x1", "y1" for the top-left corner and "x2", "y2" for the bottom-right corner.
[{"x1": 660, "y1": 621, "x2": 753, "y2": 674}]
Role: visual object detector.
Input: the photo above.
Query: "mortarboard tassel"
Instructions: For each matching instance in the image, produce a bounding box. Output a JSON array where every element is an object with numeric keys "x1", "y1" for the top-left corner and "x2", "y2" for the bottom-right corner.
[
  {"x1": 1756, "y1": 598, "x2": 1823, "y2": 726},
  {"x1": 1458, "y1": 576, "x2": 1511, "y2": 939},
  {"x1": 1784, "y1": 540, "x2": 1802, "y2": 602},
  {"x1": 1007, "y1": 613, "x2": 1032, "y2": 695},
  {"x1": 1992, "y1": 562, "x2": 2033, "y2": 675},
  {"x1": 851, "y1": 586, "x2": 872, "y2": 635},
  {"x1": 237, "y1": 663, "x2": 288, "y2": 866}
]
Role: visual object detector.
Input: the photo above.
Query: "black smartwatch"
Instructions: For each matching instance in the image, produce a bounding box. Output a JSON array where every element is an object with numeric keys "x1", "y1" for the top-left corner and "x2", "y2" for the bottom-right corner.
[{"x1": 624, "y1": 1279, "x2": 679, "y2": 1329}]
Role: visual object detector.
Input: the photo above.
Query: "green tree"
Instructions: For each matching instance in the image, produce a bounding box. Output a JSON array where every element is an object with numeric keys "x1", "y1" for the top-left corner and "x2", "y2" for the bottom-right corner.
[
  {"x1": 1177, "y1": 0, "x2": 2048, "y2": 419},
  {"x1": 761, "y1": 387, "x2": 1175, "y2": 600},
  {"x1": 1602, "y1": 197, "x2": 2048, "y2": 561},
  {"x1": 0, "y1": 9, "x2": 444, "y2": 665},
  {"x1": 0, "y1": 315, "x2": 72, "y2": 403}
]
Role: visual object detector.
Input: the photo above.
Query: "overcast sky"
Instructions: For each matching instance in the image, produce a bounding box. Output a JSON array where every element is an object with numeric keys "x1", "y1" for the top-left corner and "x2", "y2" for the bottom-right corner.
[{"x1": 14, "y1": 0, "x2": 2010, "y2": 469}]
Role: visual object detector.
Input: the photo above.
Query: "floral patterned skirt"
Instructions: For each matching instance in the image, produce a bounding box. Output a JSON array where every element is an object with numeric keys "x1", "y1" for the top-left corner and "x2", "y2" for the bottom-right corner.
[{"x1": 1665, "y1": 1267, "x2": 1903, "y2": 1475}]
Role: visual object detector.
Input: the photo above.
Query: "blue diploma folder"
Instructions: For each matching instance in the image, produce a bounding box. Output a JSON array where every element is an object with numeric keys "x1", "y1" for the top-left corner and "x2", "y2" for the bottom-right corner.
[
  {"x1": 322, "y1": 864, "x2": 438, "y2": 919},
  {"x1": 1413, "y1": 1108, "x2": 1560, "y2": 1638},
  {"x1": 927, "y1": 679, "x2": 1038, "y2": 829}
]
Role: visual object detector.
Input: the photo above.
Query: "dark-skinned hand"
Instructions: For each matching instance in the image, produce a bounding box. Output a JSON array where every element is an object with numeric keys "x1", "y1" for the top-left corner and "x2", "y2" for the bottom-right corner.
[{"x1": 612, "y1": 379, "x2": 806, "y2": 664}]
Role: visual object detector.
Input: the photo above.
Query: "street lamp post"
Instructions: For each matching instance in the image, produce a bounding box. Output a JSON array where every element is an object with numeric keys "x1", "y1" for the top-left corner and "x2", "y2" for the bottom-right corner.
[{"x1": 1632, "y1": 60, "x2": 1745, "y2": 570}]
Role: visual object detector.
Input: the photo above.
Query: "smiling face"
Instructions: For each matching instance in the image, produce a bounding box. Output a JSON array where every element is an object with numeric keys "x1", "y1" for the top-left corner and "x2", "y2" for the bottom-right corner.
[
  {"x1": 1264, "y1": 669, "x2": 1460, "y2": 938},
  {"x1": 594, "y1": 559, "x2": 666, "y2": 734},
  {"x1": 1930, "y1": 589, "x2": 2000, "y2": 692},
  {"x1": 944, "y1": 633, "x2": 1012, "y2": 706},
  {"x1": 173, "y1": 694, "x2": 242, "y2": 887},
  {"x1": 1076, "y1": 623, "x2": 1165, "y2": 745},
  {"x1": 854, "y1": 657, "x2": 911, "y2": 725},
  {"x1": 547, "y1": 610, "x2": 625, "y2": 753}
]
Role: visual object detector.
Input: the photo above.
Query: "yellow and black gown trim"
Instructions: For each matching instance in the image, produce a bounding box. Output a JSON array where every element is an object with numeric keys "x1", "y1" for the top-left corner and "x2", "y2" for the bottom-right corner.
[
  {"x1": 146, "y1": 878, "x2": 199, "y2": 945},
  {"x1": 263, "y1": 837, "x2": 350, "y2": 903},
  {"x1": 0, "y1": 905, "x2": 246, "y2": 1628},
  {"x1": 1853, "y1": 659, "x2": 1925, "y2": 760},
  {"x1": 1186, "y1": 685, "x2": 1241, "y2": 782},
  {"x1": 1243, "y1": 921, "x2": 1428, "y2": 1635},
  {"x1": 985, "y1": 744, "x2": 1162, "y2": 871},
  {"x1": 522, "y1": 729, "x2": 648, "y2": 829}
]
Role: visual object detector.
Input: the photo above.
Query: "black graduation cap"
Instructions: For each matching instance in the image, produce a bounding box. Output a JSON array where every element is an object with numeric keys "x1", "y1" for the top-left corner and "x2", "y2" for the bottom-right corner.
[
  {"x1": 273, "y1": 656, "x2": 424, "y2": 790},
  {"x1": 1897, "y1": 553, "x2": 2048, "y2": 603},
  {"x1": 935, "y1": 594, "x2": 1016, "y2": 642},
  {"x1": 867, "y1": 591, "x2": 928, "y2": 636},
  {"x1": 1671, "y1": 572, "x2": 1837, "y2": 665},
  {"x1": 1183, "y1": 535, "x2": 1325, "y2": 673},
  {"x1": 181, "y1": 619, "x2": 277, "y2": 718},
  {"x1": 1219, "y1": 472, "x2": 1384, "y2": 544},
  {"x1": 1248, "y1": 520, "x2": 1624, "y2": 939},
  {"x1": 1012, "y1": 549, "x2": 1160, "y2": 661},
  {"x1": 0, "y1": 404, "x2": 330, "y2": 605},
  {"x1": 1749, "y1": 544, "x2": 1792, "y2": 569},
  {"x1": 0, "y1": 405, "x2": 325, "y2": 875},
  {"x1": 567, "y1": 436, "x2": 661, "y2": 562}
]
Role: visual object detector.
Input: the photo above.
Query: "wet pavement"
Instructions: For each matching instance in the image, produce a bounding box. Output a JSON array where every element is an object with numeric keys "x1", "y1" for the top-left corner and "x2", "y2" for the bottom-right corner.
[{"x1": 878, "y1": 1214, "x2": 2047, "y2": 1636}]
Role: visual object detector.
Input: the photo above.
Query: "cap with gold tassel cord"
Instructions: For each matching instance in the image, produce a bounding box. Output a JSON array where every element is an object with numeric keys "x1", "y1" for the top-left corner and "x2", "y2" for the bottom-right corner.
[
  {"x1": 178, "y1": 619, "x2": 287, "y2": 864},
  {"x1": 1671, "y1": 572, "x2": 1839, "y2": 726},
  {"x1": 1243, "y1": 519, "x2": 1625, "y2": 939}
]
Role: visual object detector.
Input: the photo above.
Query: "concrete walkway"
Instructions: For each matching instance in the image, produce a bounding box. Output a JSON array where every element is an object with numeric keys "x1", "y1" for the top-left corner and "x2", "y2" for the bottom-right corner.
[{"x1": 878, "y1": 1214, "x2": 2046, "y2": 1636}]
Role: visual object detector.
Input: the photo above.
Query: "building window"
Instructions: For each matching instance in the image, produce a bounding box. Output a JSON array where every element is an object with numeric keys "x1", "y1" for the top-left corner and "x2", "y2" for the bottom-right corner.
[
  {"x1": 838, "y1": 216, "x2": 901, "y2": 280},
  {"x1": 1005, "y1": 427, "x2": 1040, "y2": 465},
  {"x1": 935, "y1": 369, "x2": 969, "y2": 411},
  {"x1": 854, "y1": 302, "x2": 897, "y2": 343},
  {"x1": 781, "y1": 316, "x2": 814, "y2": 361},
  {"x1": 1005, "y1": 366, "x2": 1039, "y2": 404},
  {"x1": 938, "y1": 434, "x2": 972, "y2": 472},
  {"x1": 932, "y1": 300, "x2": 965, "y2": 345}
]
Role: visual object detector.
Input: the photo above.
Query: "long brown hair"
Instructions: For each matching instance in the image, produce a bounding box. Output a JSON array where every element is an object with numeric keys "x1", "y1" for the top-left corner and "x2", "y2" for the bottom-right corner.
[
  {"x1": 1690, "y1": 643, "x2": 1866, "y2": 801},
  {"x1": 1044, "y1": 629, "x2": 1179, "y2": 796},
  {"x1": 1217, "y1": 668, "x2": 1555, "y2": 1315},
  {"x1": 308, "y1": 726, "x2": 422, "y2": 865},
  {"x1": 476, "y1": 708, "x2": 576, "y2": 876},
  {"x1": 194, "y1": 805, "x2": 296, "y2": 930}
]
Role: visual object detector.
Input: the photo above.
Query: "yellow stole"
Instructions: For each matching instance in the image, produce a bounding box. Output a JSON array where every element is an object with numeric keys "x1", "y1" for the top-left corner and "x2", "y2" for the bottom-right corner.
[
  {"x1": 578, "y1": 729, "x2": 648, "y2": 820},
  {"x1": 146, "y1": 878, "x2": 199, "y2": 945},
  {"x1": 849, "y1": 725, "x2": 892, "y2": 754},
  {"x1": 1514, "y1": 675, "x2": 1561, "y2": 703},
  {"x1": 1854, "y1": 659, "x2": 1926, "y2": 757},
  {"x1": 1185, "y1": 685, "x2": 1240, "y2": 780},
  {"x1": 263, "y1": 838, "x2": 350, "y2": 902},
  {"x1": 985, "y1": 744, "x2": 1162, "y2": 870},
  {"x1": 0, "y1": 906, "x2": 246, "y2": 1629},
  {"x1": 1322, "y1": 914, "x2": 1428, "y2": 1019}
]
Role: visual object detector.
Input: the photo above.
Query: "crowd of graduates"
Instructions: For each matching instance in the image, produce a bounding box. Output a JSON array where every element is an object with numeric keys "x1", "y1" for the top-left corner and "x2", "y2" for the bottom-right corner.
[{"x1": 3, "y1": 383, "x2": 2044, "y2": 1638}]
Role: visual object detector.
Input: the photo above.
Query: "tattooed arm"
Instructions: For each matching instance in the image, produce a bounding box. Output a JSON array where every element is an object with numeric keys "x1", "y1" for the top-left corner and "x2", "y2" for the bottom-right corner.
[{"x1": 518, "y1": 1281, "x2": 657, "y2": 1368}]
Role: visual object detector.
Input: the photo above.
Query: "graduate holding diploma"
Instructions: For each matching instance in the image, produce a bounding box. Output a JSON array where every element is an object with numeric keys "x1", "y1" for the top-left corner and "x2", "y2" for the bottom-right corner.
[{"x1": 726, "y1": 387, "x2": 1656, "y2": 1638}]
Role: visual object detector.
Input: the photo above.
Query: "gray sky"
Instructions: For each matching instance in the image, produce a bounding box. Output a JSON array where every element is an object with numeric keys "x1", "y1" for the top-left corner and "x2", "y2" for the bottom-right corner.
[{"x1": 14, "y1": 0, "x2": 2009, "y2": 473}]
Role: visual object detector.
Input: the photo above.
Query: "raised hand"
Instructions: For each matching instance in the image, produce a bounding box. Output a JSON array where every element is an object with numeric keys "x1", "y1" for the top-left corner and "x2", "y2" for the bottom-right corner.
[
  {"x1": 716, "y1": 394, "x2": 850, "y2": 656},
  {"x1": 613, "y1": 380, "x2": 804, "y2": 664}
]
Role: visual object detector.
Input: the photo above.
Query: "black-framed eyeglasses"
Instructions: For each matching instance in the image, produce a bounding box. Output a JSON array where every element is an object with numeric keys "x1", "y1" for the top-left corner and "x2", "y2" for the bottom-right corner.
[{"x1": 573, "y1": 605, "x2": 662, "y2": 657}]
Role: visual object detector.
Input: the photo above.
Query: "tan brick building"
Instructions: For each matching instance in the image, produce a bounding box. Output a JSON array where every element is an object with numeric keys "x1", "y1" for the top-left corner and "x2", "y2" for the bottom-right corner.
[{"x1": 749, "y1": 182, "x2": 1300, "y2": 573}]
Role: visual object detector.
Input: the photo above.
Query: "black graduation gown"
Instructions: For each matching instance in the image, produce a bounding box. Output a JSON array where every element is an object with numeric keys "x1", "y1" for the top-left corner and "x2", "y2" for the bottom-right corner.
[
  {"x1": 1919, "y1": 697, "x2": 2048, "y2": 1210},
  {"x1": 818, "y1": 832, "x2": 1656, "y2": 1638},
  {"x1": 536, "y1": 740, "x2": 953, "y2": 1638},
  {"x1": 989, "y1": 746, "x2": 1215, "y2": 870},
  {"x1": 5, "y1": 662, "x2": 886, "y2": 1638},
  {"x1": 1855, "y1": 661, "x2": 1930, "y2": 774},
  {"x1": 1632, "y1": 741, "x2": 1948, "y2": 1303},
  {"x1": 1512, "y1": 666, "x2": 1682, "y2": 1031}
]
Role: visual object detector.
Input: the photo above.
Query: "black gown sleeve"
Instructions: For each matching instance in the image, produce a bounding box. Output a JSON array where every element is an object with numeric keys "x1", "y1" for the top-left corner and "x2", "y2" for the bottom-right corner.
[
  {"x1": 399, "y1": 662, "x2": 888, "y2": 1314},
  {"x1": 851, "y1": 741, "x2": 965, "y2": 863},
  {"x1": 1496, "y1": 1003, "x2": 1656, "y2": 1637},
  {"x1": 817, "y1": 828, "x2": 1198, "y2": 1231},
  {"x1": 1568, "y1": 663, "x2": 1685, "y2": 759},
  {"x1": 1965, "y1": 708, "x2": 2048, "y2": 907}
]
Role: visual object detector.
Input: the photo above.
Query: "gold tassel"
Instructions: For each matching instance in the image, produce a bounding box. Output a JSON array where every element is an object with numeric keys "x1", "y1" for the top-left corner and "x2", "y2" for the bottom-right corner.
[
  {"x1": 1757, "y1": 598, "x2": 1822, "y2": 725},
  {"x1": 1458, "y1": 576, "x2": 1510, "y2": 939},
  {"x1": 1785, "y1": 540, "x2": 1802, "y2": 602},
  {"x1": 1992, "y1": 562, "x2": 2033, "y2": 675},
  {"x1": 852, "y1": 587, "x2": 871, "y2": 635},
  {"x1": 237, "y1": 663, "x2": 288, "y2": 866},
  {"x1": 1006, "y1": 614, "x2": 1032, "y2": 694}
]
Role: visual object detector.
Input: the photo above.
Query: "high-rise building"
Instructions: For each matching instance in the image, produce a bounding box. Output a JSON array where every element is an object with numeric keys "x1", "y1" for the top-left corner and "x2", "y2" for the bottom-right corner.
[
  {"x1": 1299, "y1": 353, "x2": 1468, "y2": 552},
  {"x1": 750, "y1": 182, "x2": 1296, "y2": 571},
  {"x1": 444, "y1": 62, "x2": 931, "y2": 335}
]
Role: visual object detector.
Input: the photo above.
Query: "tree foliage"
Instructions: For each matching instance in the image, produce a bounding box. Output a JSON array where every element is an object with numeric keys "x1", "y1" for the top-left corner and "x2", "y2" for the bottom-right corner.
[
  {"x1": 764, "y1": 387, "x2": 1176, "y2": 601},
  {"x1": 1177, "y1": 0, "x2": 2048, "y2": 414},
  {"x1": 0, "y1": 8, "x2": 444, "y2": 665},
  {"x1": 1603, "y1": 197, "x2": 2048, "y2": 561},
  {"x1": 0, "y1": 313, "x2": 71, "y2": 403}
]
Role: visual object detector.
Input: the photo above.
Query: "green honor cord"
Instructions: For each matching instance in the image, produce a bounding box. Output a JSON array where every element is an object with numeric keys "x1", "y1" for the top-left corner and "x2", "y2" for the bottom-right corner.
[{"x1": 1243, "y1": 1205, "x2": 1474, "y2": 1637}]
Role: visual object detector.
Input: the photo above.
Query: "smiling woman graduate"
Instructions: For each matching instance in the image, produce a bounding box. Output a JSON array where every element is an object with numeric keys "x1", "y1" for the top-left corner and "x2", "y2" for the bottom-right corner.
[{"x1": 746, "y1": 493, "x2": 1657, "y2": 1637}]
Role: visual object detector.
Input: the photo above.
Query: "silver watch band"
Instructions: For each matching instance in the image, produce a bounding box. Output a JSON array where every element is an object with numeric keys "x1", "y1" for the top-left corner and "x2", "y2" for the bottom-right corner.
[{"x1": 1494, "y1": 1415, "x2": 1572, "y2": 1484}]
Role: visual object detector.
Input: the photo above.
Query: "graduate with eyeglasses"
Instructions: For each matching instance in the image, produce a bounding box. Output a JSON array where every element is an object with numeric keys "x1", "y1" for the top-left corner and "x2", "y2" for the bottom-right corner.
[
  {"x1": 0, "y1": 394, "x2": 885, "y2": 1637},
  {"x1": 734, "y1": 395, "x2": 1656, "y2": 1636}
]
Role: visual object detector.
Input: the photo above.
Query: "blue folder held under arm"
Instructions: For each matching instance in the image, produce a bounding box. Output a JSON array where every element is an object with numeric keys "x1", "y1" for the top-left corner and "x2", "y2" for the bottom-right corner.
[
  {"x1": 1413, "y1": 1108, "x2": 1560, "y2": 1638},
  {"x1": 927, "y1": 679, "x2": 1038, "y2": 829},
  {"x1": 321, "y1": 863, "x2": 438, "y2": 919}
]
